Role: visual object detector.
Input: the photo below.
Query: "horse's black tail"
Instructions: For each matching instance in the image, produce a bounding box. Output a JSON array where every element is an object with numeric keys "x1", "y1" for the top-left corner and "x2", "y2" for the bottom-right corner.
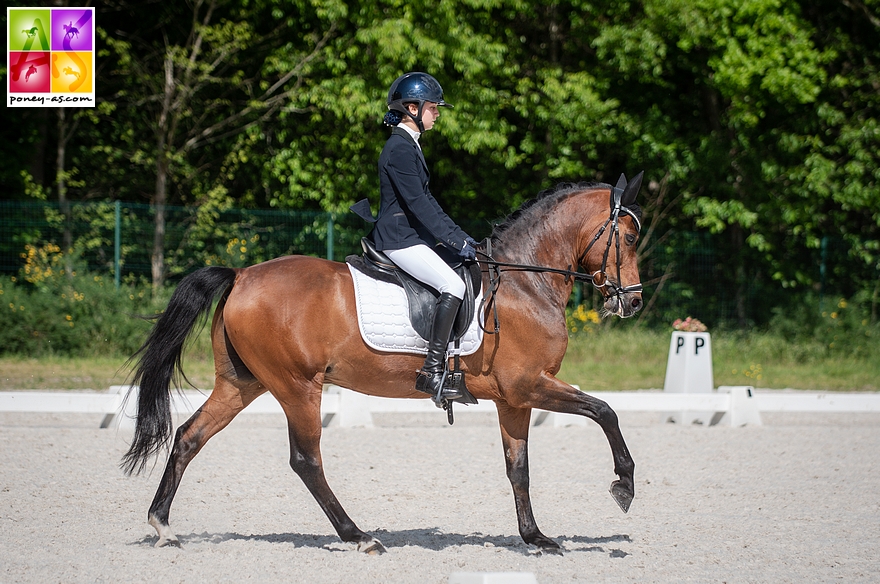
[{"x1": 120, "y1": 266, "x2": 237, "y2": 476}]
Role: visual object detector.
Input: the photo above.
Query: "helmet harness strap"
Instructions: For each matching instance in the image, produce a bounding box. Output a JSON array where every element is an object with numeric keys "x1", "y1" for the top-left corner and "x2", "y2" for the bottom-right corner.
[{"x1": 403, "y1": 101, "x2": 427, "y2": 133}]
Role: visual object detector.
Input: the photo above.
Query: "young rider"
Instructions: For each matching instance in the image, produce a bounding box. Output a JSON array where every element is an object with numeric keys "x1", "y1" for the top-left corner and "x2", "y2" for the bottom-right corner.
[{"x1": 356, "y1": 72, "x2": 478, "y2": 403}]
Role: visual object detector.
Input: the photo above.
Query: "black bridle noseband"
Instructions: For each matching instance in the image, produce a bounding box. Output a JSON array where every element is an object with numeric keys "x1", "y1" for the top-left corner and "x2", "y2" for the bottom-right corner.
[{"x1": 475, "y1": 177, "x2": 643, "y2": 333}]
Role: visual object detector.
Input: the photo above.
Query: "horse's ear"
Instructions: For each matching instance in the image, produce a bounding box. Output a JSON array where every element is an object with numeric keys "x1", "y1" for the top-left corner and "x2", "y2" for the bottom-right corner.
[
  {"x1": 621, "y1": 171, "x2": 644, "y2": 206},
  {"x1": 610, "y1": 173, "x2": 627, "y2": 207}
]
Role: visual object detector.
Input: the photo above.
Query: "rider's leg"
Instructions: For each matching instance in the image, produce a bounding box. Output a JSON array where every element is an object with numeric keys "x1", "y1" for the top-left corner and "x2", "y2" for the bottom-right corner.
[
  {"x1": 414, "y1": 292, "x2": 463, "y2": 400},
  {"x1": 384, "y1": 245, "x2": 465, "y2": 401}
]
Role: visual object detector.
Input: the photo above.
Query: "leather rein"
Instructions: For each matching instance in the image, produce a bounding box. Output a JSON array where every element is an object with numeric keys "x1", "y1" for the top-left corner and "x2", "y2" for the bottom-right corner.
[{"x1": 475, "y1": 194, "x2": 643, "y2": 334}]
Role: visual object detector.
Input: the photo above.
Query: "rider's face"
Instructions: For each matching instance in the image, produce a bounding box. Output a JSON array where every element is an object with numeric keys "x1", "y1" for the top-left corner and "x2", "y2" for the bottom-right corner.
[
  {"x1": 407, "y1": 102, "x2": 440, "y2": 131},
  {"x1": 421, "y1": 102, "x2": 440, "y2": 130}
]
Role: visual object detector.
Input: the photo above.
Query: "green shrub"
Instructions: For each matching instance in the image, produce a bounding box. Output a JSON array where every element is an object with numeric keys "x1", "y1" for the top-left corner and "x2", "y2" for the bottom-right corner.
[
  {"x1": 0, "y1": 275, "x2": 160, "y2": 357},
  {"x1": 0, "y1": 247, "x2": 162, "y2": 357},
  {"x1": 767, "y1": 292, "x2": 878, "y2": 360}
]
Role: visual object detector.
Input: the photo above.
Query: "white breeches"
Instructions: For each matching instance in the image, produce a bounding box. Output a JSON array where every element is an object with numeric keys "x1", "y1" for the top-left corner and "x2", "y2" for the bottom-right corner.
[{"x1": 385, "y1": 244, "x2": 466, "y2": 299}]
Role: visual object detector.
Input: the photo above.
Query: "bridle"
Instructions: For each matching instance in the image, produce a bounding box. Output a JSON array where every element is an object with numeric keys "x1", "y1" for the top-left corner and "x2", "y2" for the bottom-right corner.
[{"x1": 475, "y1": 183, "x2": 643, "y2": 334}]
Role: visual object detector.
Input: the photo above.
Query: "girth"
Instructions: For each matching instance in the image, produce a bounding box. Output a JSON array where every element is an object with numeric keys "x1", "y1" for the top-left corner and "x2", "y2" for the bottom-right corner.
[{"x1": 345, "y1": 238, "x2": 482, "y2": 342}]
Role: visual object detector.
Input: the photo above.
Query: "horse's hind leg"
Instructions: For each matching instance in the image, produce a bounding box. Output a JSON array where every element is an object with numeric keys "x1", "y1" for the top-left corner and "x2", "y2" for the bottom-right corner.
[
  {"x1": 147, "y1": 377, "x2": 262, "y2": 547},
  {"x1": 496, "y1": 402, "x2": 563, "y2": 553},
  {"x1": 276, "y1": 384, "x2": 386, "y2": 554}
]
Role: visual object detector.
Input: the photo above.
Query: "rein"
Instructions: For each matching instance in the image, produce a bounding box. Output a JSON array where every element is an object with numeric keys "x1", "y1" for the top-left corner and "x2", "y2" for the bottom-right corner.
[{"x1": 475, "y1": 187, "x2": 643, "y2": 334}]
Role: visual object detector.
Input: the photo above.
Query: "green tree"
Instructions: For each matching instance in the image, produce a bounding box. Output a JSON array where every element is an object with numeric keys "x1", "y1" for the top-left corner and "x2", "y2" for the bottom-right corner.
[
  {"x1": 96, "y1": 0, "x2": 338, "y2": 291},
  {"x1": 2, "y1": 0, "x2": 877, "y2": 326}
]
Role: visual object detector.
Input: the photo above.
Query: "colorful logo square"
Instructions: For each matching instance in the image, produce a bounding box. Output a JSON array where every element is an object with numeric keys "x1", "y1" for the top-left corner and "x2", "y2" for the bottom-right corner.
[
  {"x1": 9, "y1": 52, "x2": 51, "y2": 93},
  {"x1": 7, "y1": 7, "x2": 95, "y2": 107},
  {"x1": 51, "y1": 9, "x2": 94, "y2": 51},
  {"x1": 51, "y1": 52, "x2": 92, "y2": 93},
  {"x1": 8, "y1": 9, "x2": 51, "y2": 51}
]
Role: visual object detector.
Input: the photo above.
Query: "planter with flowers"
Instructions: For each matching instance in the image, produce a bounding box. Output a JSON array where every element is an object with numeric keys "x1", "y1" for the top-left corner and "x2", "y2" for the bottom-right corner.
[{"x1": 672, "y1": 317, "x2": 708, "y2": 334}]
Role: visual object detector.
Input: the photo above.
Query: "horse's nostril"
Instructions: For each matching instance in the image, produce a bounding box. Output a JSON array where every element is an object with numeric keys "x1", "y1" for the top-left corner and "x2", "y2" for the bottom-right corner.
[{"x1": 631, "y1": 297, "x2": 641, "y2": 310}]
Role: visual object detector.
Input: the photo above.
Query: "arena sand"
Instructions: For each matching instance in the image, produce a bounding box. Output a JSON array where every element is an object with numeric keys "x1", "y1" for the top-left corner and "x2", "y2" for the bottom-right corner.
[{"x1": 1, "y1": 409, "x2": 878, "y2": 583}]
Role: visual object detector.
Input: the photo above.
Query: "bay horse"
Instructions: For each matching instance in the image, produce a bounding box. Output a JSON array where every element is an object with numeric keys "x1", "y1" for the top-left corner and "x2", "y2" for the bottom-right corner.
[{"x1": 122, "y1": 173, "x2": 645, "y2": 554}]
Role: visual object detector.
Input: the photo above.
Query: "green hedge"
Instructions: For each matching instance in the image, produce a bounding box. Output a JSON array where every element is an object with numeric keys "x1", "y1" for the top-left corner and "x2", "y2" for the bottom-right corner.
[
  {"x1": 1, "y1": 241, "x2": 877, "y2": 359},
  {"x1": 4, "y1": 266, "x2": 877, "y2": 360},
  {"x1": 0, "y1": 268, "x2": 160, "y2": 358}
]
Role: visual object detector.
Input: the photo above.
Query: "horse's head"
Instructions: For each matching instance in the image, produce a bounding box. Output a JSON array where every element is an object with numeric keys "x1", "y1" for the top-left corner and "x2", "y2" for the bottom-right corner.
[
  {"x1": 579, "y1": 172, "x2": 644, "y2": 318},
  {"x1": 487, "y1": 175, "x2": 645, "y2": 319}
]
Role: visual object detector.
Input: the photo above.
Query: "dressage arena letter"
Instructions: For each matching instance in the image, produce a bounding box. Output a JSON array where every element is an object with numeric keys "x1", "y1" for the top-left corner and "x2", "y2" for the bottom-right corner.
[{"x1": 663, "y1": 331, "x2": 715, "y2": 424}]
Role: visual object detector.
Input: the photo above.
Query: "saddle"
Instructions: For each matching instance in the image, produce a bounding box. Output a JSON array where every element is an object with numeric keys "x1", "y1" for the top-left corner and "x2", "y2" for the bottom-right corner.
[{"x1": 345, "y1": 238, "x2": 482, "y2": 343}]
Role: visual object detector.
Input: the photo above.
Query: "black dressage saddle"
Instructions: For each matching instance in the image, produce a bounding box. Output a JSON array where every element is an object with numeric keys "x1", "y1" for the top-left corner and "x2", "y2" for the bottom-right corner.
[{"x1": 345, "y1": 238, "x2": 481, "y2": 343}]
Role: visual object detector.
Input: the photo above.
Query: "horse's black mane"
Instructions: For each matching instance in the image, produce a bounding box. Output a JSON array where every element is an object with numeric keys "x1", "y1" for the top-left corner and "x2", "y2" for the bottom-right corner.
[{"x1": 491, "y1": 181, "x2": 611, "y2": 239}]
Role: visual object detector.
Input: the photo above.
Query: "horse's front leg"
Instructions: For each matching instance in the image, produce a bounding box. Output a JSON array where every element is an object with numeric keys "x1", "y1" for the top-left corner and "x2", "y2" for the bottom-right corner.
[
  {"x1": 495, "y1": 402, "x2": 563, "y2": 554},
  {"x1": 522, "y1": 372, "x2": 636, "y2": 514}
]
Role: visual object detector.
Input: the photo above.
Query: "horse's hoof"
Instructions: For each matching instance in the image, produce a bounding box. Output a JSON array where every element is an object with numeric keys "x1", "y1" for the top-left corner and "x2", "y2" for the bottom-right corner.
[
  {"x1": 529, "y1": 535, "x2": 563, "y2": 555},
  {"x1": 155, "y1": 535, "x2": 181, "y2": 548},
  {"x1": 149, "y1": 515, "x2": 181, "y2": 548},
  {"x1": 536, "y1": 543, "x2": 564, "y2": 556},
  {"x1": 357, "y1": 538, "x2": 386, "y2": 555},
  {"x1": 609, "y1": 480, "x2": 633, "y2": 513}
]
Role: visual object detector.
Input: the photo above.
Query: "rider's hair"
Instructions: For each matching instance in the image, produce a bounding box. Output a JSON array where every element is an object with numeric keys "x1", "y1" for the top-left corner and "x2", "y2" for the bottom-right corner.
[
  {"x1": 383, "y1": 110, "x2": 404, "y2": 126},
  {"x1": 383, "y1": 102, "x2": 420, "y2": 127}
]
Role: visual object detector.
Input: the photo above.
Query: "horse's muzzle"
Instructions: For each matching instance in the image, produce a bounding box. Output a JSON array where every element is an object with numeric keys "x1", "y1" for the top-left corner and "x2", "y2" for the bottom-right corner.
[{"x1": 604, "y1": 291, "x2": 643, "y2": 318}]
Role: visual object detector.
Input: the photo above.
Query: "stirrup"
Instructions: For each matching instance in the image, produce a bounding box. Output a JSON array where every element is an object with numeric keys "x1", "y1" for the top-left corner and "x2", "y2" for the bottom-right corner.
[
  {"x1": 445, "y1": 370, "x2": 478, "y2": 405},
  {"x1": 415, "y1": 369, "x2": 463, "y2": 405}
]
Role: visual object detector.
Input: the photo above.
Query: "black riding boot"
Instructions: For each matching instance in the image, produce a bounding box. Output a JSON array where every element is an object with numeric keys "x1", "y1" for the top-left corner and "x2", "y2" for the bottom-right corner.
[{"x1": 415, "y1": 293, "x2": 463, "y2": 402}]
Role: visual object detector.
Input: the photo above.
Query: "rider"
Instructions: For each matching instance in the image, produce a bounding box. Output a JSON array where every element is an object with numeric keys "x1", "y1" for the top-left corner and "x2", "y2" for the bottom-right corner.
[{"x1": 355, "y1": 72, "x2": 478, "y2": 403}]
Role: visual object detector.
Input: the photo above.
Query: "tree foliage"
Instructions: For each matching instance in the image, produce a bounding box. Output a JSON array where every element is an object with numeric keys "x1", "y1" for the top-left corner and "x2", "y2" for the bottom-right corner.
[{"x1": 2, "y1": 0, "x2": 878, "y2": 324}]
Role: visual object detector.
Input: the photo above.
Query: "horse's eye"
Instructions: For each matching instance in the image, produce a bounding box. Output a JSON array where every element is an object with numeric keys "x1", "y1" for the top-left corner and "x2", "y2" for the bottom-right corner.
[{"x1": 625, "y1": 233, "x2": 637, "y2": 246}]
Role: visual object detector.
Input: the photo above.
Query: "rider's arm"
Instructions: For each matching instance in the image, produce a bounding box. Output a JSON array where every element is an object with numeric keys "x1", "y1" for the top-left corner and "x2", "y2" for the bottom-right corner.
[{"x1": 383, "y1": 142, "x2": 471, "y2": 251}]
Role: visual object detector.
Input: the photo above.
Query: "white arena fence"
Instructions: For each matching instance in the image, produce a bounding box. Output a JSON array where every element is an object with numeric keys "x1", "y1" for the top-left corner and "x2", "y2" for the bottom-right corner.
[{"x1": 1, "y1": 385, "x2": 879, "y2": 430}]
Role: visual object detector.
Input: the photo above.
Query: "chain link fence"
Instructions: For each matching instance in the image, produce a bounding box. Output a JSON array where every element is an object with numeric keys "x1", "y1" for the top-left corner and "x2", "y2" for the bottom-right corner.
[{"x1": 2, "y1": 201, "x2": 874, "y2": 328}]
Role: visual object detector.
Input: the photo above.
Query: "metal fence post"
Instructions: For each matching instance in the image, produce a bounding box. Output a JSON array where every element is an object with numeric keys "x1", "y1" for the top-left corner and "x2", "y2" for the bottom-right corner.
[
  {"x1": 114, "y1": 200, "x2": 121, "y2": 289},
  {"x1": 326, "y1": 214, "x2": 335, "y2": 261}
]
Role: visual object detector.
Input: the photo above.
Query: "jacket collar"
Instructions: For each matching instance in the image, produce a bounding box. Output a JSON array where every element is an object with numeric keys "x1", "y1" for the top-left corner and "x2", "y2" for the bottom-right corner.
[{"x1": 391, "y1": 126, "x2": 428, "y2": 171}]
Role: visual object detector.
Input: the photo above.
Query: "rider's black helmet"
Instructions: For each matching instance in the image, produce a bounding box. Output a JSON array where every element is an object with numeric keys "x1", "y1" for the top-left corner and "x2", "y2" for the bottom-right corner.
[{"x1": 386, "y1": 72, "x2": 452, "y2": 131}]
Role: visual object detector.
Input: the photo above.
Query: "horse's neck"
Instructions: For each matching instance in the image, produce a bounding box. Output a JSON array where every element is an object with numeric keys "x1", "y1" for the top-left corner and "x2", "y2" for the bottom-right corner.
[
  {"x1": 497, "y1": 191, "x2": 602, "y2": 269},
  {"x1": 493, "y1": 190, "x2": 605, "y2": 304}
]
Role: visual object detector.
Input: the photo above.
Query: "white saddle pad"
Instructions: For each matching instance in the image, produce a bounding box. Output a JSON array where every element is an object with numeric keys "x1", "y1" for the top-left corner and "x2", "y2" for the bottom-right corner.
[{"x1": 348, "y1": 264, "x2": 484, "y2": 356}]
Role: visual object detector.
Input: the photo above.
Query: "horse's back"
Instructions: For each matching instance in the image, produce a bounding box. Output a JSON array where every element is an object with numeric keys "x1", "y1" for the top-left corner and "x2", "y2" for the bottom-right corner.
[{"x1": 226, "y1": 254, "x2": 352, "y2": 320}]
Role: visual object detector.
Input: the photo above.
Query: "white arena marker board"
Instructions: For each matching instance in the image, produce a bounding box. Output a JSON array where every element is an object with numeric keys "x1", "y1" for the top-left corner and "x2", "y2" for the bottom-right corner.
[
  {"x1": 663, "y1": 331, "x2": 715, "y2": 424},
  {"x1": 449, "y1": 573, "x2": 538, "y2": 584}
]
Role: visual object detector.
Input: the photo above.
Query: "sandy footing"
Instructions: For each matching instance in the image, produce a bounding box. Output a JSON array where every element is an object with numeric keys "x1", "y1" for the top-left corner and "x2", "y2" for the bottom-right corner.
[{"x1": 1, "y1": 410, "x2": 878, "y2": 583}]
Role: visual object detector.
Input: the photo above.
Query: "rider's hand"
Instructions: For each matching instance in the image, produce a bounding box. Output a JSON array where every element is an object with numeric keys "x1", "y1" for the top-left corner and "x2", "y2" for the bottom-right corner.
[{"x1": 460, "y1": 240, "x2": 477, "y2": 260}]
